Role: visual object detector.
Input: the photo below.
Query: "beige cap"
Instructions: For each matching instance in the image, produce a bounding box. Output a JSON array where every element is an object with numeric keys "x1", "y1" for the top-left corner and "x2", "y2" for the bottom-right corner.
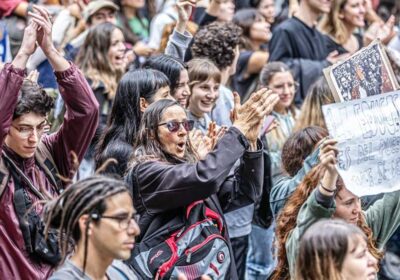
[{"x1": 83, "y1": 0, "x2": 119, "y2": 22}]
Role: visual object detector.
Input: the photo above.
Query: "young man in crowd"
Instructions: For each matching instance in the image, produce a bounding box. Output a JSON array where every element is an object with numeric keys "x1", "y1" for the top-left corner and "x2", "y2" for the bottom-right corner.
[
  {"x1": 0, "y1": 6, "x2": 98, "y2": 279},
  {"x1": 47, "y1": 176, "x2": 140, "y2": 280},
  {"x1": 268, "y1": 0, "x2": 349, "y2": 105}
]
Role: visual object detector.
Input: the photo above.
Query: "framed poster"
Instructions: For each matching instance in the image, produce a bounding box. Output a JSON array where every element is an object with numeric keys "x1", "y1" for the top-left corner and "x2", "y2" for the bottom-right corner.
[{"x1": 324, "y1": 40, "x2": 400, "y2": 102}]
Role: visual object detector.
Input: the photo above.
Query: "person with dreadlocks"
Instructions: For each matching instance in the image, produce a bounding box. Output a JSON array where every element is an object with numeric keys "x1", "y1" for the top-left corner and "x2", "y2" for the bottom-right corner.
[
  {"x1": 0, "y1": 6, "x2": 98, "y2": 279},
  {"x1": 45, "y1": 175, "x2": 140, "y2": 280},
  {"x1": 272, "y1": 140, "x2": 400, "y2": 280}
]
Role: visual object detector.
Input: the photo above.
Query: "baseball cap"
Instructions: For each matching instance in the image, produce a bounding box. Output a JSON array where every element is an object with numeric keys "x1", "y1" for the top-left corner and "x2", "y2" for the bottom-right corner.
[{"x1": 83, "y1": 0, "x2": 119, "y2": 22}]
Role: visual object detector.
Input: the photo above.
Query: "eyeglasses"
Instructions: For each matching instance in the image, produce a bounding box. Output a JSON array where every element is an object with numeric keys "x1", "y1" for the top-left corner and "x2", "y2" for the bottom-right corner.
[
  {"x1": 92, "y1": 213, "x2": 138, "y2": 230},
  {"x1": 11, "y1": 121, "x2": 51, "y2": 139},
  {"x1": 158, "y1": 120, "x2": 195, "y2": 133}
]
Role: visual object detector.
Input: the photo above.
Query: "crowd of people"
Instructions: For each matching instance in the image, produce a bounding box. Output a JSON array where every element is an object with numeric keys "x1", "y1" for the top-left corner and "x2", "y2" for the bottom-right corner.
[{"x1": 1, "y1": 0, "x2": 400, "y2": 279}]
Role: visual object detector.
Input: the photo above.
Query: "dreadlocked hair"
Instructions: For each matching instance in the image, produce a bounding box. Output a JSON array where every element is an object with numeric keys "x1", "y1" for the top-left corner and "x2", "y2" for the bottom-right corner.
[
  {"x1": 42, "y1": 175, "x2": 129, "y2": 272},
  {"x1": 272, "y1": 166, "x2": 383, "y2": 280}
]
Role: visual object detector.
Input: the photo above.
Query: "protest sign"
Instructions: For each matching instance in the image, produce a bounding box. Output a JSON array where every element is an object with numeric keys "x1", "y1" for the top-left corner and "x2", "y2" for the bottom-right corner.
[
  {"x1": 324, "y1": 40, "x2": 399, "y2": 102},
  {"x1": 322, "y1": 90, "x2": 400, "y2": 197}
]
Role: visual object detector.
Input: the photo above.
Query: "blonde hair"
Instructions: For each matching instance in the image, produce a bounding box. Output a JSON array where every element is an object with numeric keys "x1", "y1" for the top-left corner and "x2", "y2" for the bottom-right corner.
[
  {"x1": 319, "y1": 0, "x2": 351, "y2": 45},
  {"x1": 293, "y1": 77, "x2": 335, "y2": 132}
]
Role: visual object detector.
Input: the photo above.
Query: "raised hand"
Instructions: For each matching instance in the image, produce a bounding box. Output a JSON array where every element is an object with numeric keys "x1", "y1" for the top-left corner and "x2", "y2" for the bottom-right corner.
[
  {"x1": 28, "y1": 5, "x2": 54, "y2": 55},
  {"x1": 232, "y1": 88, "x2": 279, "y2": 143},
  {"x1": 176, "y1": 0, "x2": 197, "y2": 33},
  {"x1": 318, "y1": 138, "x2": 339, "y2": 193},
  {"x1": 18, "y1": 21, "x2": 38, "y2": 57}
]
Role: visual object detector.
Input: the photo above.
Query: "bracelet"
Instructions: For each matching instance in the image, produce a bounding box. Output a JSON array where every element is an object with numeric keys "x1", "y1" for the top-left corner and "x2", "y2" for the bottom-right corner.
[{"x1": 320, "y1": 182, "x2": 336, "y2": 193}]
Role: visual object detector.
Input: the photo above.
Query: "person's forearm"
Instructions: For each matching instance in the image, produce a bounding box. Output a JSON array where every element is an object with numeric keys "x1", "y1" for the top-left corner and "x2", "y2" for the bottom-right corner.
[
  {"x1": 12, "y1": 52, "x2": 29, "y2": 69},
  {"x1": 46, "y1": 48, "x2": 70, "y2": 72}
]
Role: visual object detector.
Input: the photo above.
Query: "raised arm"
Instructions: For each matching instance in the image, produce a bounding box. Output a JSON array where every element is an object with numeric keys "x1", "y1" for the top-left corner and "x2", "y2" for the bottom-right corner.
[
  {"x1": 164, "y1": 0, "x2": 195, "y2": 60},
  {"x1": 30, "y1": 6, "x2": 99, "y2": 179},
  {"x1": 0, "y1": 21, "x2": 38, "y2": 154}
]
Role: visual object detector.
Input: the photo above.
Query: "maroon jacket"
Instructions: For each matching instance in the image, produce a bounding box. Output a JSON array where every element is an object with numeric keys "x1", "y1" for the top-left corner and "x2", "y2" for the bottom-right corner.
[{"x1": 0, "y1": 63, "x2": 99, "y2": 279}]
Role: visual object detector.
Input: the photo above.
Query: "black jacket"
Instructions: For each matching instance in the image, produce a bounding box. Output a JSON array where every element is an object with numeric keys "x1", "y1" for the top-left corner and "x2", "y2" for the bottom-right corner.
[{"x1": 126, "y1": 127, "x2": 264, "y2": 280}]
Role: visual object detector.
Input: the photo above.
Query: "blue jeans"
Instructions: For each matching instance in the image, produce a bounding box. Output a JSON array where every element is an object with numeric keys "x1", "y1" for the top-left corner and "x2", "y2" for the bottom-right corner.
[{"x1": 246, "y1": 223, "x2": 276, "y2": 280}]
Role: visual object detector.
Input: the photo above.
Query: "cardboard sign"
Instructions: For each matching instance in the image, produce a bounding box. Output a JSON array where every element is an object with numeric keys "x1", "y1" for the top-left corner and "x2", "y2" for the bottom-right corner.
[
  {"x1": 324, "y1": 40, "x2": 399, "y2": 102},
  {"x1": 322, "y1": 90, "x2": 400, "y2": 196}
]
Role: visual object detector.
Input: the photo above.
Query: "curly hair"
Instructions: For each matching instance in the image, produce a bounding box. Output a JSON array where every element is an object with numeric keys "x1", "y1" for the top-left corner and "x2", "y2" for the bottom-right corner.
[
  {"x1": 272, "y1": 167, "x2": 383, "y2": 280},
  {"x1": 191, "y1": 21, "x2": 242, "y2": 70},
  {"x1": 13, "y1": 79, "x2": 54, "y2": 120}
]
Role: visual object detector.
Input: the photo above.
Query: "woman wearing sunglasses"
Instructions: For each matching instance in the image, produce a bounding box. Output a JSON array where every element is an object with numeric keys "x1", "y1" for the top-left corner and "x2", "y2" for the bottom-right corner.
[{"x1": 126, "y1": 89, "x2": 279, "y2": 279}]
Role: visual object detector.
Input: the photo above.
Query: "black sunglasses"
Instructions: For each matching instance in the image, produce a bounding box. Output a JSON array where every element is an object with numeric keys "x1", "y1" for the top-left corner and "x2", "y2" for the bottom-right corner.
[{"x1": 158, "y1": 120, "x2": 195, "y2": 132}]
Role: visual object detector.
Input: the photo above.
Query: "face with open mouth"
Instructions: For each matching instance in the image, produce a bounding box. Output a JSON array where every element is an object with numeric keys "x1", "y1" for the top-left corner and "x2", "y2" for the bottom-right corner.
[
  {"x1": 157, "y1": 105, "x2": 189, "y2": 159},
  {"x1": 188, "y1": 78, "x2": 220, "y2": 118},
  {"x1": 108, "y1": 28, "x2": 127, "y2": 70}
]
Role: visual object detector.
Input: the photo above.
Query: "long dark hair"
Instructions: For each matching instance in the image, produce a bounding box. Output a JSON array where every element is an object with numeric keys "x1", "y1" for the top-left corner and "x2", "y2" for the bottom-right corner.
[
  {"x1": 75, "y1": 22, "x2": 123, "y2": 98},
  {"x1": 232, "y1": 8, "x2": 263, "y2": 50},
  {"x1": 130, "y1": 99, "x2": 197, "y2": 167},
  {"x1": 43, "y1": 176, "x2": 130, "y2": 274},
  {"x1": 143, "y1": 54, "x2": 187, "y2": 96},
  {"x1": 95, "y1": 69, "x2": 170, "y2": 173}
]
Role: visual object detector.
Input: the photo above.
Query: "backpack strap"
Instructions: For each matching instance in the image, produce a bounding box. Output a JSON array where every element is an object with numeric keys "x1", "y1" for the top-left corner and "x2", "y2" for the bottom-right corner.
[
  {"x1": 0, "y1": 158, "x2": 10, "y2": 199},
  {"x1": 35, "y1": 141, "x2": 64, "y2": 194}
]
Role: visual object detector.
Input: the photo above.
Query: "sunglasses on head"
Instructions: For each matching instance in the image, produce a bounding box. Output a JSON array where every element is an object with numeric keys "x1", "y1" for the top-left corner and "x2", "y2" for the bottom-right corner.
[{"x1": 158, "y1": 120, "x2": 195, "y2": 132}]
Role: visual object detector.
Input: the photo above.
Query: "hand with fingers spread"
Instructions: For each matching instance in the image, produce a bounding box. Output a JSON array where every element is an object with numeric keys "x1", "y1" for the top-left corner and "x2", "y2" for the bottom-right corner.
[
  {"x1": 28, "y1": 5, "x2": 55, "y2": 55},
  {"x1": 318, "y1": 138, "x2": 339, "y2": 194},
  {"x1": 176, "y1": 0, "x2": 197, "y2": 34},
  {"x1": 232, "y1": 88, "x2": 279, "y2": 144}
]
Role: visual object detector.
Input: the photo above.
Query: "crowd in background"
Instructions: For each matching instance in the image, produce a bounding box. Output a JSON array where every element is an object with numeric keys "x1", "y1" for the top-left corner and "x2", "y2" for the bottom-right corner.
[{"x1": 1, "y1": 0, "x2": 400, "y2": 279}]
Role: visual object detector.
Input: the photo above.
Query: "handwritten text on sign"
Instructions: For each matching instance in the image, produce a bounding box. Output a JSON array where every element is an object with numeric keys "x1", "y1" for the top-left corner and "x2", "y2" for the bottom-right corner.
[{"x1": 322, "y1": 90, "x2": 400, "y2": 197}]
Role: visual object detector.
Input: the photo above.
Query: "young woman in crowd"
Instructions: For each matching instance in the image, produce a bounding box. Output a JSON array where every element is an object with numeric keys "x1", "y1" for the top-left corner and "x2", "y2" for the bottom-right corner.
[
  {"x1": 272, "y1": 141, "x2": 400, "y2": 279},
  {"x1": 247, "y1": 126, "x2": 327, "y2": 280},
  {"x1": 296, "y1": 219, "x2": 377, "y2": 280},
  {"x1": 293, "y1": 77, "x2": 335, "y2": 132},
  {"x1": 126, "y1": 88, "x2": 279, "y2": 279},
  {"x1": 319, "y1": 0, "x2": 396, "y2": 54},
  {"x1": 76, "y1": 22, "x2": 127, "y2": 178},
  {"x1": 95, "y1": 69, "x2": 172, "y2": 178},
  {"x1": 252, "y1": 0, "x2": 276, "y2": 26},
  {"x1": 114, "y1": 0, "x2": 154, "y2": 57},
  {"x1": 143, "y1": 54, "x2": 190, "y2": 107},
  {"x1": 259, "y1": 62, "x2": 298, "y2": 177},
  {"x1": 319, "y1": 0, "x2": 366, "y2": 54},
  {"x1": 270, "y1": 126, "x2": 328, "y2": 218},
  {"x1": 231, "y1": 8, "x2": 271, "y2": 99},
  {"x1": 76, "y1": 22, "x2": 126, "y2": 135},
  {"x1": 186, "y1": 58, "x2": 221, "y2": 133}
]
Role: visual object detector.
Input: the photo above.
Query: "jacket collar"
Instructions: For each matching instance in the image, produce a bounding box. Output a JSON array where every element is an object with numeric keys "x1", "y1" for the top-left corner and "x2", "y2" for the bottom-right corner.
[{"x1": 3, "y1": 145, "x2": 35, "y2": 172}]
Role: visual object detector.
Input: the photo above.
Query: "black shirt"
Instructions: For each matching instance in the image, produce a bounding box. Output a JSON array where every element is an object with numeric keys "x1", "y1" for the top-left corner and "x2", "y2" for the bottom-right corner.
[{"x1": 268, "y1": 17, "x2": 330, "y2": 105}]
